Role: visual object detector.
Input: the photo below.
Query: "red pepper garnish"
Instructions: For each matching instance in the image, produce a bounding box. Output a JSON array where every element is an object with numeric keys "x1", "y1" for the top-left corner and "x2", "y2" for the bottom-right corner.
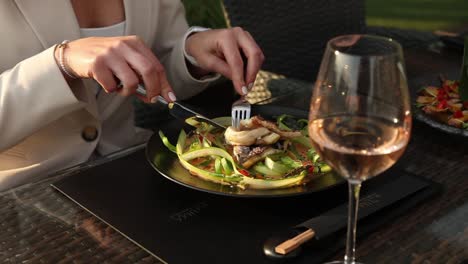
[
  {"x1": 437, "y1": 88, "x2": 447, "y2": 100},
  {"x1": 308, "y1": 166, "x2": 314, "y2": 174},
  {"x1": 239, "y1": 169, "x2": 250, "y2": 176},
  {"x1": 453, "y1": 110, "x2": 464, "y2": 118},
  {"x1": 198, "y1": 135, "x2": 204, "y2": 142},
  {"x1": 442, "y1": 84, "x2": 451, "y2": 93},
  {"x1": 437, "y1": 100, "x2": 448, "y2": 109}
]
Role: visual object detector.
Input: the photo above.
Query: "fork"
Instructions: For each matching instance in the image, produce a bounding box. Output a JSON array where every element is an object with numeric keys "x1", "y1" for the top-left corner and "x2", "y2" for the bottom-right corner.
[{"x1": 231, "y1": 96, "x2": 251, "y2": 129}]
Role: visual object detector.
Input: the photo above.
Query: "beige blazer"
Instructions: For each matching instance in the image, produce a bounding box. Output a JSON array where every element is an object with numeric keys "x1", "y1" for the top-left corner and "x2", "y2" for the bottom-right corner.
[{"x1": 0, "y1": 0, "x2": 215, "y2": 191}]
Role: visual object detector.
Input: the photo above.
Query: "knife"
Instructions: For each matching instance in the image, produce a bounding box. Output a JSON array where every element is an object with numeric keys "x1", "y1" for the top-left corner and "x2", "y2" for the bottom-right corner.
[
  {"x1": 135, "y1": 85, "x2": 226, "y2": 129},
  {"x1": 274, "y1": 174, "x2": 429, "y2": 255},
  {"x1": 434, "y1": 30, "x2": 467, "y2": 52}
]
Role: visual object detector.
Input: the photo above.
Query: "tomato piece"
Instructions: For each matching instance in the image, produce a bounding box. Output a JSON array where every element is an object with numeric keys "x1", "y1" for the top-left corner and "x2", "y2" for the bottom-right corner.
[
  {"x1": 453, "y1": 110, "x2": 464, "y2": 118},
  {"x1": 442, "y1": 84, "x2": 450, "y2": 93},
  {"x1": 239, "y1": 169, "x2": 250, "y2": 176},
  {"x1": 437, "y1": 89, "x2": 447, "y2": 100},
  {"x1": 308, "y1": 166, "x2": 314, "y2": 174},
  {"x1": 437, "y1": 100, "x2": 448, "y2": 109}
]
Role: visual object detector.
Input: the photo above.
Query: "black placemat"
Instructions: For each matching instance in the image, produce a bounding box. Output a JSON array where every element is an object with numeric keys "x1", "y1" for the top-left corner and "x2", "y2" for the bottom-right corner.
[{"x1": 52, "y1": 149, "x2": 440, "y2": 264}]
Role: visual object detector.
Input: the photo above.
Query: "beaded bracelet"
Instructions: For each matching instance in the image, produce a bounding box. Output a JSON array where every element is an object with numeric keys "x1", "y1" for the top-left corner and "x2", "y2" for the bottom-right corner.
[{"x1": 56, "y1": 40, "x2": 77, "y2": 79}]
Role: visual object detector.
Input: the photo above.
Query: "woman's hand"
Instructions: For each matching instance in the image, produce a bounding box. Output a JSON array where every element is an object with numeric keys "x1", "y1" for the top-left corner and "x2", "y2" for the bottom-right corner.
[
  {"x1": 57, "y1": 36, "x2": 176, "y2": 103},
  {"x1": 185, "y1": 27, "x2": 265, "y2": 95}
]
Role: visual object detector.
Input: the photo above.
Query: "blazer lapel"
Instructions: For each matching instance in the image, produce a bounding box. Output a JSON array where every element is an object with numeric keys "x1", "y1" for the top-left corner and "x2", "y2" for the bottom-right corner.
[{"x1": 14, "y1": 0, "x2": 81, "y2": 48}]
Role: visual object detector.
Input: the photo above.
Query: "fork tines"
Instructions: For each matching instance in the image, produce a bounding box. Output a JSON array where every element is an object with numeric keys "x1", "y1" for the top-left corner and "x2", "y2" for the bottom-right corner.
[{"x1": 231, "y1": 103, "x2": 251, "y2": 129}]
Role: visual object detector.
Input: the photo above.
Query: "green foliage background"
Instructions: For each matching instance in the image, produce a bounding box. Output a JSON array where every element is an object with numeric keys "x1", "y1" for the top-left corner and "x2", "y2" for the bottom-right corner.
[
  {"x1": 182, "y1": 0, "x2": 227, "y2": 28},
  {"x1": 182, "y1": 0, "x2": 468, "y2": 31}
]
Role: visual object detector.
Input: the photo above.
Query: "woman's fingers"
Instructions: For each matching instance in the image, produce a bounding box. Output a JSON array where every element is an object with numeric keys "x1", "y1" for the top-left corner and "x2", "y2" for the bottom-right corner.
[
  {"x1": 186, "y1": 28, "x2": 264, "y2": 95},
  {"x1": 157, "y1": 67, "x2": 177, "y2": 102},
  {"x1": 66, "y1": 36, "x2": 175, "y2": 103},
  {"x1": 219, "y1": 30, "x2": 247, "y2": 95},
  {"x1": 118, "y1": 36, "x2": 175, "y2": 102},
  {"x1": 116, "y1": 41, "x2": 161, "y2": 101},
  {"x1": 197, "y1": 52, "x2": 230, "y2": 79},
  {"x1": 217, "y1": 27, "x2": 264, "y2": 95},
  {"x1": 238, "y1": 30, "x2": 264, "y2": 87},
  {"x1": 90, "y1": 56, "x2": 118, "y2": 93},
  {"x1": 104, "y1": 50, "x2": 139, "y2": 97}
]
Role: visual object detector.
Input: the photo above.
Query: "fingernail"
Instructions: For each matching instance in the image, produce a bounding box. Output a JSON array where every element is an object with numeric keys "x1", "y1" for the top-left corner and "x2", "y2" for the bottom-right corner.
[
  {"x1": 150, "y1": 97, "x2": 158, "y2": 103},
  {"x1": 168, "y1": 92, "x2": 177, "y2": 102},
  {"x1": 248, "y1": 83, "x2": 254, "y2": 90},
  {"x1": 241, "y1": 86, "x2": 248, "y2": 95}
]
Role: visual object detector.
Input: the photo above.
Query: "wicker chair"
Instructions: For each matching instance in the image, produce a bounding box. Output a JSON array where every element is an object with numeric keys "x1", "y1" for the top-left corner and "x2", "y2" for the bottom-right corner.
[
  {"x1": 222, "y1": 0, "x2": 366, "y2": 82},
  {"x1": 221, "y1": 0, "x2": 439, "y2": 78}
]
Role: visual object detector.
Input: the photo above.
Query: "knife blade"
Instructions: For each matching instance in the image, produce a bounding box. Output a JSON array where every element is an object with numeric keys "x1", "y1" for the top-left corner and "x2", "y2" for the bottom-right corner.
[
  {"x1": 135, "y1": 85, "x2": 226, "y2": 129},
  {"x1": 274, "y1": 173, "x2": 429, "y2": 255}
]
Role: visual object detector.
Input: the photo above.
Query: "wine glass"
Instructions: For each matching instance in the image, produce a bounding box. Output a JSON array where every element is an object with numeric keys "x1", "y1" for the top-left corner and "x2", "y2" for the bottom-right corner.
[{"x1": 308, "y1": 35, "x2": 411, "y2": 264}]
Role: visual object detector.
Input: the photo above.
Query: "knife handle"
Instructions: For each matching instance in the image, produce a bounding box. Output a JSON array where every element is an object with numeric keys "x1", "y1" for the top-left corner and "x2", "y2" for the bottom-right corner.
[
  {"x1": 274, "y1": 228, "x2": 315, "y2": 255},
  {"x1": 135, "y1": 85, "x2": 168, "y2": 105}
]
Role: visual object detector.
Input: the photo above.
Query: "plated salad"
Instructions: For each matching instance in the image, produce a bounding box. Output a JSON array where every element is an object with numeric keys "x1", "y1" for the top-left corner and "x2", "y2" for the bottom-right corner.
[
  {"x1": 416, "y1": 79, "x2": 468, "y2": 130},
  {"x1": 159, "y1": 115, "x2": 331, "y2": 190}
]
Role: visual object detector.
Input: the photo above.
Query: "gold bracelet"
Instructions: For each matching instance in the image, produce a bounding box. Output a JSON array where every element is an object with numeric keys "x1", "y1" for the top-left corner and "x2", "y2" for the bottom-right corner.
[{"x1": 56, "y1": 40, "x2": 77, "y2": 79}]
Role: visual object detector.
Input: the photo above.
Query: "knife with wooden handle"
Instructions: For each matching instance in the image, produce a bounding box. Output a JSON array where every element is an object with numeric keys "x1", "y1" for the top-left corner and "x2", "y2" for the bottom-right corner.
[{"x1": 275, "y1": 174, "x2": 429, "y2": 255}]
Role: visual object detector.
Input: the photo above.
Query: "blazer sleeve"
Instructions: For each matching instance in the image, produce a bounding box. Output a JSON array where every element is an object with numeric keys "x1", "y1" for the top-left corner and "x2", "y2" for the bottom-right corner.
[
  {"x1": 0, "y1": 46, "x2": 85, "y2": 151},
  {"x1": 152, "y1": 0, "x2": 220, "y2": 100}
]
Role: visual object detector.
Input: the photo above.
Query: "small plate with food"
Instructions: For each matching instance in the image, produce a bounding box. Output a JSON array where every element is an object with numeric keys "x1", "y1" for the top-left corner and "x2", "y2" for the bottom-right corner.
[
  {"x1": 415, "y1": 77, "x2": 468, "y2": 137},
  {"x1": 146, "y1": 105, "x2": 344, "y2": 197}
]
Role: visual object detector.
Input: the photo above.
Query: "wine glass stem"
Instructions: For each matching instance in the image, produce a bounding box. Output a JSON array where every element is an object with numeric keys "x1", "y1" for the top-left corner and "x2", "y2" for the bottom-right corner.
[{"x1": 344, "y1": 180, "x2": 362, "y2": 264}]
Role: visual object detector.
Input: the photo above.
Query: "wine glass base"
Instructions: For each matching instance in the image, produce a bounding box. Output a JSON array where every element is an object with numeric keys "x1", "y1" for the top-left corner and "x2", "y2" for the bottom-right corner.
[{"x1": 324, "y1": 261, "x2": 364, "y2": 264}]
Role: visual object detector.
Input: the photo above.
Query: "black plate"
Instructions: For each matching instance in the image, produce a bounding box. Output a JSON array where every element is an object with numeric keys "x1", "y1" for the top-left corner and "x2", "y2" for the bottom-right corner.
[
  {"x1": 145, "y1": 105, "x2": 345, "y2": 198},
  {"x1": 411, "y1": 78, "x2": 468, "y2": 138},
  {"x1": 404, "y1": 48, "x2": 467, "y2": 138},
  {"x1": 413, "y1": 108, "x2": 468, "y2": 137}
]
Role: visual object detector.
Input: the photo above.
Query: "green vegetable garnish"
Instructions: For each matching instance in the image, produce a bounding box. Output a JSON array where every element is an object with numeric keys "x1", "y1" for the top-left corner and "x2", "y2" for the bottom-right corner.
[
  {"x1": 221, "y1": 157, "x2": 233, "y2": 175},
  {"x1": 158, "y1": 130, "x2": 176, "y2": 153},
  {"x1": 159, "y1": 116, "x2": 333, "y2": 190}
]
